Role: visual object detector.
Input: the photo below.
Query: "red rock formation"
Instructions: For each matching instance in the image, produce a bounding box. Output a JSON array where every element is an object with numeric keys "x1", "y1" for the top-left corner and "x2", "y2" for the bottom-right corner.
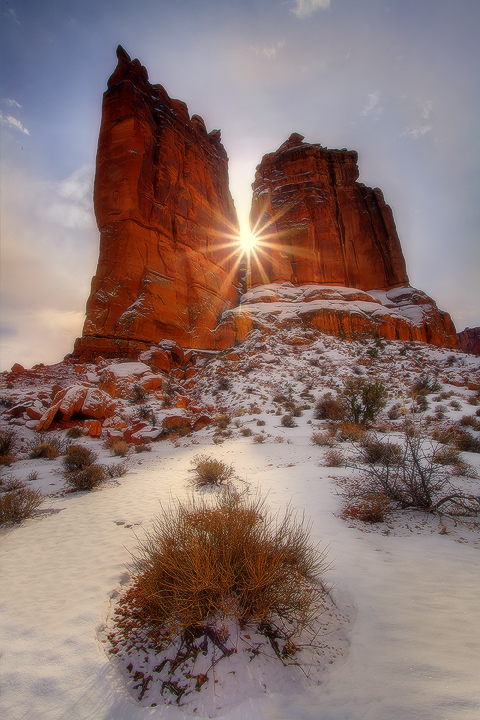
[
  {"x1": 73, "y1": 46, "x2": 239, "y2": 361},
  {"x1": 248, "y1": 133, "x2": 408, "y2": 291},
  {"x1": 457, "y1": 327, "x2": 480, "y2": 355},
  {"x1": 72, "y1": 51, "x2": 458, "y2": 357}
]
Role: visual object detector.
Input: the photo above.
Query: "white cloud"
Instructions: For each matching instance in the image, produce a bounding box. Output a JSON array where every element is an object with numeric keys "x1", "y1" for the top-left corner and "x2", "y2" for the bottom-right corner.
[
  {"x1": 420, "y1": 99, "x2": 433, "y2": 120},
  {"x1": 0, "y1": 112, "x2": 30, "y2": 135},
  {"x1": 5, "y1": 7, "x2": 21, "y2": 25},
  {"x1": 3, "y1": 98, "x2": 22, "y2": 110},
  {"x1": 291, "y1": 0, "x2": 331, "y2": 20},
  {"x1": 402, "y1": 124, "x2": 433, "y2": 140},
  {"x1": 251, "y1": 41, "x2": 285, "y2": 60},
  {"x1": 361, "y1": 91, "x2": 384, "y2": 119},
  {"x1": 45, "y1": 165, "x2": 96, "y2": 230}
]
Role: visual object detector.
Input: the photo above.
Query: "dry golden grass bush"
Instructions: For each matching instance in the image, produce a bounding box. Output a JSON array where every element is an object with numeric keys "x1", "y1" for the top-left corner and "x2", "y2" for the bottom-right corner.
[
  {"x1": 0, "y1": 484, "x2": 43, "y2": 524},
  {"x1": 337, "y1": 422, "x2": 366, "y2": 443},
  {"x1": 340, "y1": 492, "x2": 390, "y2": 523},
  {"x1": 324, "y1": 448, "x2": 344, "y2": 467},
  {"x1": 310, "y1": 430, "x2": 335, "y2": 447},
  {"x1": 62, "y1": 444, "x2": 97, "y2": 472},
  {"x1": 189, "y1": 454, "x2": 234, "y2": 487},
  {"x1": 29, "y1": 442, "x2": 59, "y2": 460},
  {"x1": 64, "y1": 464, "x2": 107, "y2": 491},
  {"x1": 114, "y1": 490, "x2": 328, "y2": 648},
  {"x1": 110, "y1": 440, "x2": 129, "y2": 457},
  {"x1": 62, "y1": 443, "x2": 107, "y2": 491}
]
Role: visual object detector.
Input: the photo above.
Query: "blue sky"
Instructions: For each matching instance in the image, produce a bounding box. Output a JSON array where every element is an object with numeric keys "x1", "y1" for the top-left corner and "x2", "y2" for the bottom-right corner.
[{"x1": 1, "y1": 0, "x2": 479, "y2": 369}]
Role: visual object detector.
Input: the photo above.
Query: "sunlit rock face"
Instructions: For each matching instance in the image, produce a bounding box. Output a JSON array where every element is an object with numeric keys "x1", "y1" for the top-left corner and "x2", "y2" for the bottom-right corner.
[
  {"x1": 249, "y1": 133, "x2": 409, "y2": 291},
  {"x1": 74, "y1": 46, "x2": 240, "y2": 360},
  {"x1": 243, "y1": 134, "x2": 457, "y2": 347}
]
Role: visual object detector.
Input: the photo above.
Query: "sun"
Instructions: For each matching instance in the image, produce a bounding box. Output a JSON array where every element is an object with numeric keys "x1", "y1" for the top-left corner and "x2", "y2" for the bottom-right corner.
[{"x1": 238, "y1": 227, "x2": 258, "y2": 254}]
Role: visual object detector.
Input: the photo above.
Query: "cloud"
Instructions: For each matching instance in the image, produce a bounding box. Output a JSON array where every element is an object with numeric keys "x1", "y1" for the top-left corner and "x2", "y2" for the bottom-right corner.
[
  {"x1": 45, "y1": 165, "x2": 96, "y2": 230},
  {"x1": 0, "y1": 160, "x2": 97, "y2": 370},
  {"x1": 361, "y1": 91, "x2": 384, "y2": 119},
  {"x1": 402, "y1": 124, "x2": 433, "y2": 140},
  {"x1": 251, "y1": 41, "x2": 285, "y2": 60},
  {"x1": 291, "y1": 0, "x2": 331, "y2": 20},
  {"x1": 3, "y1": 98, "x2": 22, "y2": 110},
  {"x1": 0, "y1": 112, "x2": 30, "y2": 135},
  {"x1": 5, "y1": 7, "x2": 21, "y2": 25}
]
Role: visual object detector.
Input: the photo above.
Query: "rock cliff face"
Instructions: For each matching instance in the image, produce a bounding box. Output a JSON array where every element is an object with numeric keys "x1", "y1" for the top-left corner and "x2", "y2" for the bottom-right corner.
[
  {"x1": 249, "y1": 133, "x2": 408, "y2": 291},
  {"x1": 457, "y1": 328, "x2": 480, "y2": 355},
  {"x1": 74, "y1": 46, "x2": 239, "y2": 360},
  {"x1": 73, "y1": 50, "x2": 458, "y2": 358}
]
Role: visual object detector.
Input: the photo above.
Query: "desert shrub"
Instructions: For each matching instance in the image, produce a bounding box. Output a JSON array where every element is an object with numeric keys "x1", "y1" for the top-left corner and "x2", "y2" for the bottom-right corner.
[
  {"x1": 105, "y1": 462, "x2": 128, "y2": 478},
  {"x1": 454, "y1": 431, "x2": 480, "y2": 454},
  {"x1": 26, "y1": 470, "x2": 39, "y2": 482},
  {"x1": 314, "y1": 392, "x2": 345, "y2": 421},
  {"x1": 64, "y1": 464, "x2": 107, "y2": 491},
  {"x1": 0, "y1": 452, "x2": 15, "y2": 466},
  {"x1": 216, "y1": 376, "x2": 231, "y2": 391},
  {"x1": 449, "y1": 399, "x2": 462, "y2": 411},
  {"x1": 2, "y1": 476, "x2": 25, "y2": 491},
  {"x1": 281, "y1": 413, "x2": 297, "y2": 428},
  {"x1": 253, "y1": 433, "x2": 266, "y2": 443},
  {"x1": 216, "y1": 414, "x2": 231, "y2": 430},
  {"x1": 341, "y1": 492, "x2": 390, "y2": 524},
  {"x1": 432, "y1": 445, "x2": 461, "y2": 466},
  {"x1": 460, "y1": 415, "x2": 480, "y2": 430},
  {"x1": 0, "y1": 485, "x2": 43, "y2": 524},
  {"x1": 310, "y1": 430, "x2": 335, "y2": 447},
  {"x1": 134, "y1": 442, "x2": 152, "y2": 453},
  {"x1": 387, "y1": 403, "x2": 402, "y2": 420},
  {"x1": 412, "y1": 374, "x2": 441, "y2": 396},
  {"x1": 129, "y1": 384, "x2": 148, "y2": 405},
  {"x1": 350, "y1": 418, "x2": 479, "y2": 512},
  {"x1": 337, "y1": 422, "x2": 365, "y2": 443},
  {"x1": 339, "y1": 377, "x2": 387, "y2": 426},
  {"x1": 256, "y1": 419, "x2": 266, "y2": 426},
  {"x1": 358, "y1": 436, "x2": 402, "y2": 465},
  {"x1": 324, "y1": 448, "x2": 344, "y2": 467},
  {"x1": 0, "y1": 429, "x2": 17, "y2": 457},
  {"x1": 111, "y1": 440, "x2": 128, "y2": 457},
  {"x1": 29, "y1": 433, "x2": 69, "y2": 459},
  {"x1": 137, "y1": 405, "x2": 156, "y2": 424},
  {"x1": 29, "y1": 442, "x2": 59, "y2": 460},
  {"x1": 240, "y1": 427, "x2": 253, "y2": 437},
  {"x1": 190, "y1": 454, "x2": 234, "y2": 487},
  {"x1": 62, "y1": 444, "x2": 97, "y2": 472},
  {"x1": 66, "y1": 426, "x2": 83, "y2": 439},
  {"x1": 413, "y1": 394, "x2": 429, "y2": 413},
  {"x1": 114, "y1": 490, "x2": 328, "y2": 650}
]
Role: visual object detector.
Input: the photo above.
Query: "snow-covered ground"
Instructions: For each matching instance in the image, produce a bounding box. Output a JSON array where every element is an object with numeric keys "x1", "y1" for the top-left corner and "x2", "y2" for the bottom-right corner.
[{"x1": 1, "y1": 331, "x2": 480, "y2": 719}]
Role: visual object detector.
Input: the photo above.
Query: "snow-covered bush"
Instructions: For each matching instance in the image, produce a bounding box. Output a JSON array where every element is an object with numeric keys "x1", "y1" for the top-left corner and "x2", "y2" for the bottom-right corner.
[{"x1": 113, "y1": 490, "x2": 328, "y2": 649}]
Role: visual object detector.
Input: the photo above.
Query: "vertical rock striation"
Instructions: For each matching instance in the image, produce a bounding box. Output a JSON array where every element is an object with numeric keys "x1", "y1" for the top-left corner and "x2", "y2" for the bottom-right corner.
[
  {"x1": 74, "y1": 46, "x2": 240, "y2": 360},
  {"x1": 249, "y1": 133, "x2": 408, "y2": 291}
]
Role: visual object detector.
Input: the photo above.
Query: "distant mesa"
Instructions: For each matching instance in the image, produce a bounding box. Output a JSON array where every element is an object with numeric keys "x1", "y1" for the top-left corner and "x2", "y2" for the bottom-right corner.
[
  {"x1": 457, "y1": 327, "x2": 480, "y2": 356},
  {"x1": 73, "y1": 47, "x2": 458, "y2": 360}
]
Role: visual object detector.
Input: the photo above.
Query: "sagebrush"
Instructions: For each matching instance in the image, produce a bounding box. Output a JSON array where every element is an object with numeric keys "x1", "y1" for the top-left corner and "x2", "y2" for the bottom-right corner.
[{"x1": 114, "y1": 490, "x2": 329, "y2": 649}]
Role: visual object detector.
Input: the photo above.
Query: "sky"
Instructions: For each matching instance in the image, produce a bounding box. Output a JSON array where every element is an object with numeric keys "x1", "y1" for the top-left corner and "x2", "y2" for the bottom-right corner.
[{"x1": 1, "y1": 0, "x2": 479, "y2": 371}]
